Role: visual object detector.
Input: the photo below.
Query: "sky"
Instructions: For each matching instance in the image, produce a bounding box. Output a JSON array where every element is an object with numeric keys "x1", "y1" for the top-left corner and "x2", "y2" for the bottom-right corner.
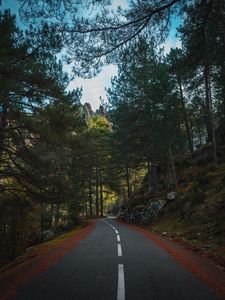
[
  {"x1": 1, "y1": 0, "x2": 181, "y2": 111},
  {"x1": 67, "y1": 1, "x2": 181, "y2": 111},
  {"x1": 66, "y1": 0, "x2": 128, "y2": 110},
  {"x1": 67, "y1": 64, "x2": 118, "y2": 110}
]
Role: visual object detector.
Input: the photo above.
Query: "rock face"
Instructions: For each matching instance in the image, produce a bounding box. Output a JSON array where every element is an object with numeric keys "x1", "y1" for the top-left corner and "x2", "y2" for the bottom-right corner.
[
  {"x1": 83, "y1": 102, "x2": 108, "y2": 121},
  {"x1": 119, "y1": 200, "x2": 166, "y2": 225},
  {"x1": 83, "y1": 103, "x2": 94, "y2": 121}
]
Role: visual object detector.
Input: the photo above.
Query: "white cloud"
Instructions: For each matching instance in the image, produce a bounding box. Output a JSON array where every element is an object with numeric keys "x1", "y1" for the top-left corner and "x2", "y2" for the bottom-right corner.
[
  {"x1": 67, "y1": 64, "x2": 118, "y2": 111},
  {"x1": 162, "y1": 37, "x2": 182, "y2": 54},
  {"x1": 175, "y1": 39, "x2": 182, "y2": 49},
  {"x1": 111, "y1": 0, "x2": 129, "y2": 9},
  {"x1": 163, "y1": 40, "x2": 174, "y2": 54}
]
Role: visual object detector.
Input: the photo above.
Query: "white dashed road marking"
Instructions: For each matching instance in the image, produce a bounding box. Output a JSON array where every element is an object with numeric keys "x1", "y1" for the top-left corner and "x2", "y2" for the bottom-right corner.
[
  {"x1": 117, "y1": 264, "x2": 125, "y2": 300},
  {"x1": 103, "y1": 219, "x2": 125, "y2": 299},
  {"x1": 117, "y1": 244, "x2": 122, "y2": 256}
]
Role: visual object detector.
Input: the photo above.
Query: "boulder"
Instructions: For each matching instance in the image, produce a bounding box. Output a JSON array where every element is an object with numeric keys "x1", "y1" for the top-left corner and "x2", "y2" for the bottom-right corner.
[
  {"x1": 40, "y1": 230, "x2": 55, "y2": 241},
  {"x1": 166, "y1": 191, "x2": 176, "y2": 201}
]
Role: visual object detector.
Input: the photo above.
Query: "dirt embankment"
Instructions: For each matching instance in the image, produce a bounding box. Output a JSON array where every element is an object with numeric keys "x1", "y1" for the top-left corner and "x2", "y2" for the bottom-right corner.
[
  {"x1": 121, "y1": 155, "x2": 225, "y2": 267},
  {"x1": 0, "y1": 220, "x2": 96, "y2": 300},
  {"x1": 152, "y1": 161, "x2": 225, "y2": 264}
]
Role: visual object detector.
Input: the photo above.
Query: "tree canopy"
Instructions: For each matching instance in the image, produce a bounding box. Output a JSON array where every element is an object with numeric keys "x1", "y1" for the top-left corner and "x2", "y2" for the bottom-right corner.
[{"x1": 0, "y1": 0, "x2": 225, "y2": 267}]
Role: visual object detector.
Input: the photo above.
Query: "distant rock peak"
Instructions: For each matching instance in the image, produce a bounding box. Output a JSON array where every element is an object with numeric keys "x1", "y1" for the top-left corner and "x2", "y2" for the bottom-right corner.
[
  {"x1": 83, "y1": 102, "x2": 94, "y2": 121},
  {"x1": 83, "y1": 102, "x2": 107, "y2": 121}
]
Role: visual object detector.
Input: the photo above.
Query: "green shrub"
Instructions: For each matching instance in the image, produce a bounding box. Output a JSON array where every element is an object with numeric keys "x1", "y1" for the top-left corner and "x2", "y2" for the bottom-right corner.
[
  {"x1": 220, "y1": 174, "x2": 225, "y2": 185},
  {"x1": 197, "y1": 172, "x2": 211, "y2": 186},
  {"x1": 195, "y1": 190, "x2": 206, "y2": 204},
  {"x1": 214, "y1": 181, "x2": 223, "y2": 193},
  {"x1": 204, "y1": 165, "x2": 217, "y2": 173},
  {"x1": 187, "y1": 190, "x2": 205, "y2": 206}
]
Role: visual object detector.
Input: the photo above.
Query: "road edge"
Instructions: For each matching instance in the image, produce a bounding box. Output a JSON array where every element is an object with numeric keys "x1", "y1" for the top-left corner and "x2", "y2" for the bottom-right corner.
[{"x1": 119, "y1": 220, "x2": 225, "y2": 300}]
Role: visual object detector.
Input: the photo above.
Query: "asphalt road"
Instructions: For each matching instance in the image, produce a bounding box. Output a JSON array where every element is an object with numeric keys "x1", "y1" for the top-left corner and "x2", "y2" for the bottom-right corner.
[{"x1": 13, "y1": 218, "x2": 220, "y2": 300}]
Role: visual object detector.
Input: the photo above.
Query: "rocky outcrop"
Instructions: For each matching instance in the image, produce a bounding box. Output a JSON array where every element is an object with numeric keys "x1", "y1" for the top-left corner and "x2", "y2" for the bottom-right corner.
[
  {"x1": 119, "y1": 200, "x2": 166, "y2": 225},
  {"x1": 83, "y1": 102, "x2": 94, "y2": 121}
]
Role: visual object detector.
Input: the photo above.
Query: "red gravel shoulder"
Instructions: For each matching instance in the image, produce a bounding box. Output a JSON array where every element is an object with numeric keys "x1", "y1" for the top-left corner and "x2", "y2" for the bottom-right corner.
[
  {"x1": 122, "y1": 221, "x2": 225, "y2": 299},
  {"x1": 0, "y1": 220, "x2": 96, "y2": 300}
]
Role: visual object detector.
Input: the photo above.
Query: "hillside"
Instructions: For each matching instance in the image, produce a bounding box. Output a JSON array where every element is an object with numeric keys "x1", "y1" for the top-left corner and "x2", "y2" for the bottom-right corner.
[{"x1": 119, "y1": 143, "x2": 225, "y2": 265}]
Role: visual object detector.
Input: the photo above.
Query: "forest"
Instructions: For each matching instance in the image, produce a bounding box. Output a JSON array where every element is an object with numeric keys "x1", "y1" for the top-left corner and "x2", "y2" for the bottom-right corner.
[{"x1": 0, "y1": 0, "x2": 225, "y2": 268}]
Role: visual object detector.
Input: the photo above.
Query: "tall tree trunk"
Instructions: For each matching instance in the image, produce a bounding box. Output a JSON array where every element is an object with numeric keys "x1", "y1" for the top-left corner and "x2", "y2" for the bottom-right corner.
[
  {"x1": 147, "y1": 160, "x2": 151, "y2": 192},
  {"x1": 125, "y1": 163, "x2": 131, "y2": 199},
  {"x1": 83, "y1": 196, "x2": 88, "y2": 219},
  {"x1": 123, "y1": 187, "x2": 127, "y2": 202},
  {"x1": 204, "y1": 64, "x2": 217, "y2": 163},
  {"x1": 178, "y1": 81, "x2": 193, "y2": 153},
  {"x1": 95, "y1": 167, "x2": 99, "y2": 217},
  {"x1": 41, "y1": 201, "x2": 44, "y2": 231},
  {"x1": 100, "y1": 170, "x2": 104, "y2": 218},
  {"x1": 169, "y1": 147, "x2": 178, "y2": 188},
  {"x1": 198, "y1": 124, "x2": 202, "y2": 145},
  {"x1": 10, "y1": 212, "x2": 17, "y2": 260},
  {"x1": 88, "y1": 177, "x2": 93, "y2": 218},
  {"x1": 50, "y1": 202, "x2": 54, "y2": 229},
  {"x1": 133, "y1": 170, "x2": 137, "y2": 194},
  {"x1": 221, "y1": 64, "x2": 225, "y2": 119},
  {"x1": 151, "y1": 162, "x2": 159, "y2": 195},
  {"x1": 55, "y1": 203, "x2": 60, "y2": 227},
  {"x1": 0, "y1": 99, "x2": 7, "y2": 162}
]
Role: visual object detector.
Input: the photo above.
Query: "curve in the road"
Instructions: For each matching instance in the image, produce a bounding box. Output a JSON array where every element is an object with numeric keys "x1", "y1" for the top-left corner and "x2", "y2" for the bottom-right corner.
[{"x1": 9, "y1": 218, "x2": 223, "y2": 300}]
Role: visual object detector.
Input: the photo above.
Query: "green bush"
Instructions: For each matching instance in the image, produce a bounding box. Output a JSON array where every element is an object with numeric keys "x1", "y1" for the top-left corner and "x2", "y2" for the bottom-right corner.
[
  {"x1": 0, "y1": 193, "x2": 37, "y2": 266},
  {"x1": 214, "y1": 181, "x2": 223, "y2": 193},
  {"x1": 197, "y1": 172, "x2": 211, "y2": 186},
  {"x1": 186, "y1": 190, "x2": 205, "y2": 206},
  {"x1": 220, "y1": 174, "x2": 225, "y2": 185}
]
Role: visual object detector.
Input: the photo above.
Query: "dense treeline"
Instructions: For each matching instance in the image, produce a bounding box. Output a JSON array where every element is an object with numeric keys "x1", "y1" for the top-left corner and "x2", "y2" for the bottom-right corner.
[
  {"x1": 0, "y1": 10, "x2": 115, "y2": 265},
  {"x1": 107, "y1": 1, "x2": 225, "y2": 200},
  {"x1": 1, "y1": 0, "x2": 225, "y2": 266}
]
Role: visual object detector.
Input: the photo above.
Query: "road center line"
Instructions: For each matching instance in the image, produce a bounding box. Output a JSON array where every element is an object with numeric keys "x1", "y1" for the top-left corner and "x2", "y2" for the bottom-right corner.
[
  {"x1": 103, "y1": 220, "x2": 118, "y2": 233},
  {"x1": 117, "y1": 244, "x2": 122, "y2": 256},
  {"x1": 117, "y1": 235, "x2": 120, "y2": 242},
  {"x1": 103, "y1": 219, "x2": 114, "y2": 228},
  {"x1": 117, "y1": 264, "x2": 125, "y2": 300}
]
